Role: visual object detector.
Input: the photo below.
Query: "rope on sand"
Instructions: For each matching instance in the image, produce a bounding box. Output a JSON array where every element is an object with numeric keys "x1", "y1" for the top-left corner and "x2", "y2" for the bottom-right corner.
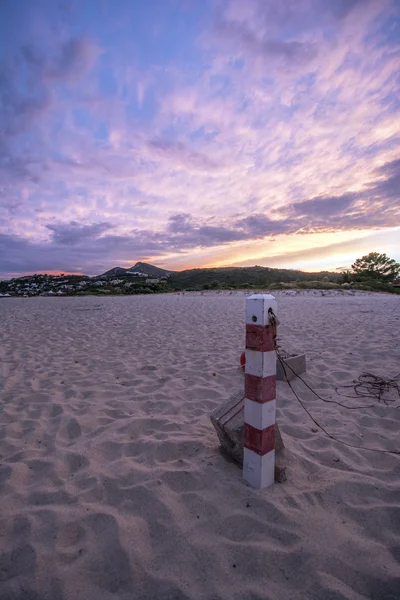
[
  {"x1": 335, "y1": 372, "x2": 400, "y2": 406},
  {"x1": 276, "y1": 350, "x2": 400, "y2": 457}
]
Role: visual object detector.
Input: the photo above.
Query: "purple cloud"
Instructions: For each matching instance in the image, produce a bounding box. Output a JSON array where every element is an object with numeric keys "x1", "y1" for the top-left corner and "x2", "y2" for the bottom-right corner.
[
  {"x1": 283, "y1": 194, "x2": 357, "y2": 219},
  {"x1": 215, "y1": 19, "x2": 317, "y2": 67},
  {"x1": 46, "y1": 221, "x2": 113, "y2": 245},
  {"x1": 148, "y1": 139, "x2": 225, "y2": 172},
  {"x1": 46, "y1": 37, "x2": 98, "y2": 81}
]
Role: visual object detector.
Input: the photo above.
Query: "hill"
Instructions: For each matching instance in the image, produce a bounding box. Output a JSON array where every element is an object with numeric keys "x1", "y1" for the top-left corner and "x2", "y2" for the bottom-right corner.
[
  {"x1": 99, "y1": 262, "x2": 342, "y2": 288},
  {"x1": 127, "y1": 262, "x2": 173, "y2": 278},
  {"x1": 168, "y1": 266, "x2": 341, "y2": 290},
  {"x1": 100, "y1": 267, "x2": 128, "y2": 278},
  {"x1": 3, "y1": 263, "x2": 398, "y2": 296},
  {"x1": 100, "y1": 262, "x2": 173, "y2": 279}
]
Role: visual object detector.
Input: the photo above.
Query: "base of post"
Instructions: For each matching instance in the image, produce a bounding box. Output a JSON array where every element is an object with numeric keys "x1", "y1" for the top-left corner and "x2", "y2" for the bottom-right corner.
[{"x1": 243, "y1": 448, "x2": 275, "y2": 489}]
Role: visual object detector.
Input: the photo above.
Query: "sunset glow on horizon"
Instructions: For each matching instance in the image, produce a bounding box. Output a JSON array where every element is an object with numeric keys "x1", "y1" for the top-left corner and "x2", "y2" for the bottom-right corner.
[{"x1": 1, "y1": 0, "x2": 399, "y2": 279}]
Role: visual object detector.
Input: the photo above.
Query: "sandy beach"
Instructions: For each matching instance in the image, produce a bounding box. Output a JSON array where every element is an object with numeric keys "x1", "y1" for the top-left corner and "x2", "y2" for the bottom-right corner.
[{"x1": 0, "y1": 291, "x2": 399, "y2": 600}]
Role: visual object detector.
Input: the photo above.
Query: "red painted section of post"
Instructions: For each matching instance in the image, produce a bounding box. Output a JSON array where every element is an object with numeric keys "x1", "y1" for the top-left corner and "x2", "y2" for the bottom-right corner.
[
  {"x1": 243, "y1": 423, "x2": 275, "y2": 455},
  {"x1": 244, "y1": 373, "x2": 276, "y2": 403},
  {"x1": 245, "y1": 324, "x2": 275, "y2": 352}
]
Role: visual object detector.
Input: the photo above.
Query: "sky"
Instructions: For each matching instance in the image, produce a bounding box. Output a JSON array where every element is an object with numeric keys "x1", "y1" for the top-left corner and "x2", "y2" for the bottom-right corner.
[{"x1": 0, "y1": 0, "x2": 399, "y2": 279}]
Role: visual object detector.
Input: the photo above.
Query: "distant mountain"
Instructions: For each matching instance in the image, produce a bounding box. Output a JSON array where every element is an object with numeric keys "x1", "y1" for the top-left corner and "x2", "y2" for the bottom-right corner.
[
  {"x1": 99, "y1": 266, "x2": 129, "y2": 278},
  {"x1": 127, "y1": 262, "x2": 173, "y2": 278},
  {"x1": 99, "y1": 262, "x2": 173, "y2": 279}
]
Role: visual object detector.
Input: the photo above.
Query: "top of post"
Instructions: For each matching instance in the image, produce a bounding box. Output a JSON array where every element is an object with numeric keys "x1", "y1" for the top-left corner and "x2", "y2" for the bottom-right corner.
[
  {"x1": 247, "y1": 294, "x2": 276, "y2": 301},
  {"x1": 246, "y1": 294, "x2": 277, "y2": 326}
]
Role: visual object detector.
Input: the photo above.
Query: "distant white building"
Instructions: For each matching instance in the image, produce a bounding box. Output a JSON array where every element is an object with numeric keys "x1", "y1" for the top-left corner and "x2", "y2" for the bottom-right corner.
[{"x1": 126, "y1": 271, "x2": 148, "y2": 277}]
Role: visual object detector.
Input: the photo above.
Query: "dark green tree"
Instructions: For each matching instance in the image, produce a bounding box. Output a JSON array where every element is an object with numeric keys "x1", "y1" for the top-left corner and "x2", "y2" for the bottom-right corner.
[{"x1": 351, "y1": 252, "x2": 400, "y2": 283}]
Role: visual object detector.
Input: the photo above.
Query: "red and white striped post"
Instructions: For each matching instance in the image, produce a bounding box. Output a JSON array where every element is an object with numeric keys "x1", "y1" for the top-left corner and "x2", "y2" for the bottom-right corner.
[{"x1": 243, "y1": 294, "x2": 277, "y2": 489}]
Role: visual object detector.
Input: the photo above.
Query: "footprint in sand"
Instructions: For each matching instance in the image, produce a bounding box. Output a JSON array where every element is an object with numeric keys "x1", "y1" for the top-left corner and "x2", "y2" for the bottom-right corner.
[{"x1": 141, "y1": 365, "x2": 157, "y2": 372}]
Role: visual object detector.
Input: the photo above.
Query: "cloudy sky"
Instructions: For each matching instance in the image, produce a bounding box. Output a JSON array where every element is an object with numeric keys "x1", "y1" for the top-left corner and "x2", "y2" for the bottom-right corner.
[{"x1": 1, "y1": 0, "x2": 399, "y2": 278}]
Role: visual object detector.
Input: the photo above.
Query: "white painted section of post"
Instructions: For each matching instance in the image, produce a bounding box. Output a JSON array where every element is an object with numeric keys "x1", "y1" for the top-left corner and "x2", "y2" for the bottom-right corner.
[
  {"x1": 243, "y1": 294, "x2": 277, "y2": 489},
  {"x1": 244, "y1": 350, "x2": 276, "y2": 377},
  {"x1": 244, "y1": 398, "x2": 276, "y2": 430},
  {"x1": 245, "y1": 294, "x2": 277, "y2": 325},
  {"x1": 243, "y1": 448, "x2": 276, "y2": 489}
]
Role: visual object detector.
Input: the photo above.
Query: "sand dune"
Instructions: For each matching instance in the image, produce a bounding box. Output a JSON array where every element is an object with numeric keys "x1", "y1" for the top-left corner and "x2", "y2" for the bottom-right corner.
[{"x1": 1, "y1": 291, "x2": 399, "y2": 600}]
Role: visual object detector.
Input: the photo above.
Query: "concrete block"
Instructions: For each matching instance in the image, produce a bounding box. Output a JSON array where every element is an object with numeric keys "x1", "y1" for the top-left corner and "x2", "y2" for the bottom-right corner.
[
  {"x1": 210, "y1": 391, "x2": 245, "y2": 465},
  {"x1": 274, "y1": 451, "x2": 287, "y2": 483},
  {"x1": 276, "y1": 353, "x2": 306, "y2": 382}
]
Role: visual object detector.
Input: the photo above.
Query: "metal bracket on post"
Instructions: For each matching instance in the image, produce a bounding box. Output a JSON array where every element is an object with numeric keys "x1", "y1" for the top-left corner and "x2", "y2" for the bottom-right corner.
[{"x1": 243, "y1": 294, "x2": 277, "y2": 489}]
